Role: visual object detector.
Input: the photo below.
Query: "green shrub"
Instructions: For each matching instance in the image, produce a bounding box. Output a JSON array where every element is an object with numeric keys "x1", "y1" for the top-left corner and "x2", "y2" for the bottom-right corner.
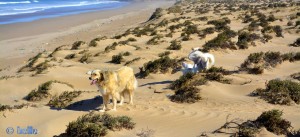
[
  {"x1": 158, "y1": 51, "x2": 171, "y2": 57},
  {"x1": 207, "y1": 18, "x2": 231, "y2": 31},
  {"x1": 48, "y1": 91, "x2": 82, "y2": 109},
  {"x1": 124, "y1": 57, "x2": 141, "y2": 66},
  {"x1": 167, "y1": 5, "x2": 182, "y2": 13},
  {"x1": 146, "y1": 35, "x2": 164, "y2": 45},
  {"x1": 267, "y1": 14, "x2": 277, "y2": 22},
  {"x1": 252, "y1": 79, "x2": 300, "y2": 105},
  {"x1": 203, "y1": 29, "x2": 237, "y2": 51},
  {"x1": 65, "y1": 53, "x2": 76, "y2": 59},
  {"x1": 170, "y1": 86, "x2": 201, "y2": 103},
  {"x1": 290, "y1": 72, "x2": 300, "y2": 81},
  {"x1": 263, "y1": 34, "x2": 273, "y2": 42},
  {"x1": 236, "y1": 31, "x2": 260, "y2": 49},
  {"x1": 149, "y1": 8, "x2": 163, "y2": 20},
  {"x1": 71, "y1": 41, "x2": 85, "y2": 50},
  {"x1": 170, "y1": 72, "x2": 207, "y2": 90},
  {"x1": 273, "y1": 25, "x2": 283, "y2": 37},
  {"x1": 111, "y1": 53, "x2": 124, "y2": 64},
  {"x1": 63, "y1": 113, "x2": 135, "y2": 137},
  {"x1": 256, "y1": 110, "x2": 291, "y2": 135},
  {"x1": 79, "y1": 53, "x2": 93, "y2": 63},
  {"x1": 215, "y1": 109, "x2": 294, "y2": 136},
  {"x1": 287, "y1": 21, "x2": 294, "y2": 26},
  {"x1": 49, "y1": 45, "x2": 65, "y2": 57},
  {"x1": 139, "y1": 56, "x2": 180, "y2": 78},
  {"x1": 290, "y1": 38, "x2": 300, "y2": 47},
  {"x1": 167, "y1": 40, "x2": 181, "y2": 50},
  {"x1": 105, "y1": 42, "x2": 118, "y2": 52},
  {"x1": 35, "y1": 60, "x2": 50, "y2": 74},
  {"x1": 25, "y1": 80, "x2": 73, "y2": 101}
]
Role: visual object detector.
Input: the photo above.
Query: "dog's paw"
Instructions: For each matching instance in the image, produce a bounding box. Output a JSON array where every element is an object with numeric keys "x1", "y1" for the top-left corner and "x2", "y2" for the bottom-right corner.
[
  {"x1": 117, "y1": 103, "x2": 123, "y2": 106},
  {"x1": 110, "y1": 108, "x2": 117, "y2": 111},
  {"x1": 99, "y1": 109, "x2": 106, "y2": 112}
]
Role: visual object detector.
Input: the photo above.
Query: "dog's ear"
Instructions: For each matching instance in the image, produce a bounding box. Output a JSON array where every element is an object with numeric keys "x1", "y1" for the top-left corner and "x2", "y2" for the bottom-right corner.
[
  {"x1": 99, "y1": 72, "x2": 105, "y2": 81},
  {"x1": 86, "y1": 70, "x2": 92, "y2": 75}
]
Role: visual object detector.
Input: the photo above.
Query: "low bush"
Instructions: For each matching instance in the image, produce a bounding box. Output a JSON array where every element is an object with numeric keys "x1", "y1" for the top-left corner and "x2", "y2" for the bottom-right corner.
[
  {"x1": 146, "y1": 35, "x2": 164, "y2": 45},
  {"x1": 149, "y1": 8, "x2": 163, "y2": 20},
  {"x1": 273, "y1": 25, "x2": 284, "y2": 37},
  {"x1": 203, "y1": 29, "x2": 237, "y2": 51},
  {"x1": 290, "y1": 72, "x2": 300, "y2": 81},
  {"x1": 167, "y1": 5, "x2": 182, "y2": 13},
  {"x1": 18, "y1": 53, "x2": 42, "y2": 72},
  {"x1": 48, "y1": 91, "x2": 82, "y2": 109},
  {"x1": 215, "y1": 109, "x2": 294, "y2": 136},
  {"x1": 158, "y1": 51, "x2": 171, "y2": 57},
  {"x1": 105, "y1": 42, "x2": 118, "y2": 52},
  {"x1": 111, "y1": 53, "x2": 124, "y2": 64},
  {"x1": 251, "y1": 79, "x2": 300, "y2": 105},
  {"x1": 64, "y1": 113, "x2": 135, "y2": 137},
  {"x1": 25, "y1": 80, "x2": 73, "y2": 101},
  {"x1": 170, "y1": 86, "x2": 201, "y2": 103},
  {"x1": 49, "y1": 45, "x2": 65, "y2": 57},
  {"x1": 71, "y1": 41, "x2": 85, "y2": 50},
  {"x1": 79, "y1": 53, "x2": 93, "y2": 64},
  {"x1": 167, "y1": 40, "x2": 182, "y2": 50},
  {"x1": 207, "y1": 18, "x2": 231, "y2": 31},
  {"x1": 236, "y1": 31, "x2": 260, "y2": 49},
  {"x1": 124, "y1": 57, "x2": 141, "y2": 66},
  {"x1": 169, "y1": 72, "x2": 207, "y2": 90},
  {"x1": 241, "y1": 51, "x2": 300, "y2": 74},
  {"x1": 256, "y1": 109, "x2": 291, "y2": 135},
  {"x1": 290, "y1": 38, "x2": 300, "y2": 47},
  {"x1": 139, "y1": 56, "x2": 180, "y2": 78},
  {"x1": 65, "y1": 53, "x2": 76, "y2": 59}
]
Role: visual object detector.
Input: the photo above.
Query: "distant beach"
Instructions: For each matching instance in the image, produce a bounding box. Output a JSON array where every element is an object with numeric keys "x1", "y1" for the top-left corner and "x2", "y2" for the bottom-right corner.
[{"x1": 0, "y1": 0, "x2": 130, "y2": 25}]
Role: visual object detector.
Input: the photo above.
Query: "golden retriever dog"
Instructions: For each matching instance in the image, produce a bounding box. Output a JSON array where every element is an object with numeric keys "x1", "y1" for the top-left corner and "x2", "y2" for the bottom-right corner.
[{"x1": 87, "y1": 66, "x2": 137, "y2": 112}]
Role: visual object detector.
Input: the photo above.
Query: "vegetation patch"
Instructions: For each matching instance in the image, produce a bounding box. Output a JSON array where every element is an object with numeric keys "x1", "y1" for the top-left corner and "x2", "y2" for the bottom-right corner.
[
  {"x1": 59, "y1": 112, "x2": 135, "y2": 137},
  {"x1": 236, "y1": 31, "x2": 260, "y2": 49},
  {"x1": 214, "y1": 109, "x2": 295, "y2": 136},
  {"x1": 79, "y1": 53, "x2": 93, "y2": 64},
  {"x1": 290, "y1": 38, "x2": 300, "y2": 47},
  {"x1": 104, "y1": 42, "x2": 118, "y2": 53},
  {"x1": 49, "y1": 45, "x2": 65, "y2": 57},
  {"x1": 146, "y1": 35, "x2": 164, "y2": 45},
  {"x1": 124, "y1": 57, "x2": 141, "y2": 66},
  {"x1": 65, "y1": 53, "x2": 76, "y2": 59},
  {"x1": 158, "y1": 51, "x2": 171, "y2": 57},
  {"x1": 240, "y1": 52, "x2": 300, "y2": 74},
  {"x1": 203, "y1": 29, "x2": 237, "y2": 51},
  {"x1": 25, "y1": 80, "x2": 73, "y2": 101},
  {"x1": 167, "y1": 40, "x2": 182, "y2": 50},
  {"x1": 290, "y1": 72, "x2": 300, "y2": 81},
  {"x1": 149, "y1": 8, "x2": 163, "y2": 20},
  {"x1": 207, "y1": 17, "x2": 231, "y2": 31},
  {"x1": 251, "y1": 79, "x2": 300, "y2": 105},
  {"x1": 89, "y1": 36, "x2": 107, "y2": 47},
  {"x1": 71, "y1": 41, "x2": 85, "y2": 50},
  {"x1": 138, "y1": 56, "x2": 181, "y2": 78},
  {"x1": 48, "y1": 91, "x2": 82, "y2": 109},
  {"x1": 0, "y1": 103, "x2": 36, "y2": 112},
  {"x1": 18, "y1": 53, "x2": 42, "y2": 72}
]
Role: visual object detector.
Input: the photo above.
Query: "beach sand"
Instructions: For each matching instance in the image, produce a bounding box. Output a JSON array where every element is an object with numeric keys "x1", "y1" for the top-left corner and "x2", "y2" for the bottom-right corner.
[{"x1": 0, "y1": 0, "x2": 300, "y2": 137}]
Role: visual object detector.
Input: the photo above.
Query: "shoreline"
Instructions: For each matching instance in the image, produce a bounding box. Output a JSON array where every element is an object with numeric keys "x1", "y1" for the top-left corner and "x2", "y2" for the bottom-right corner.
[{"x1": 0, "y1": 0, "x2": 175, "y2": 69}]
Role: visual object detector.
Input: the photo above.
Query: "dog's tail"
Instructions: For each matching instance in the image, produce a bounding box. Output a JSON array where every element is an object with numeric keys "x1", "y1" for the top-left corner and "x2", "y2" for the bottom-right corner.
[{"x1": 207, "y1": 53, "x2": 215, "y2": 68}]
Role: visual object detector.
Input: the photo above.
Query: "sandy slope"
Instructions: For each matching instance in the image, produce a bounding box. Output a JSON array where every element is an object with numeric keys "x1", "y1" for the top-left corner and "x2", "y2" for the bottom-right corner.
[{"x1": 0, "y1": 1, "x2": 300, "y2": 137}]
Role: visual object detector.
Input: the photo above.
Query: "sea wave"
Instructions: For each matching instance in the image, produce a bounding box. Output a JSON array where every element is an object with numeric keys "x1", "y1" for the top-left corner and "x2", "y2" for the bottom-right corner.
[
  {"x1": 13, "y1": 1, "x2": 119, "y2": 11},
  {"x1": 0, "y1": 10, "x2": 40, "y2": 16},
  {"x1": 0, "y1": 1, "x2": 31, "y2": 5}
]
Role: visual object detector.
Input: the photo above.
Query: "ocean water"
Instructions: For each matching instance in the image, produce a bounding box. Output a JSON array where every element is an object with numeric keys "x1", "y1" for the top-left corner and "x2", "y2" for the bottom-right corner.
[{"x1": 0, "y1": 0, "x2": 129, "y2": 25}]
